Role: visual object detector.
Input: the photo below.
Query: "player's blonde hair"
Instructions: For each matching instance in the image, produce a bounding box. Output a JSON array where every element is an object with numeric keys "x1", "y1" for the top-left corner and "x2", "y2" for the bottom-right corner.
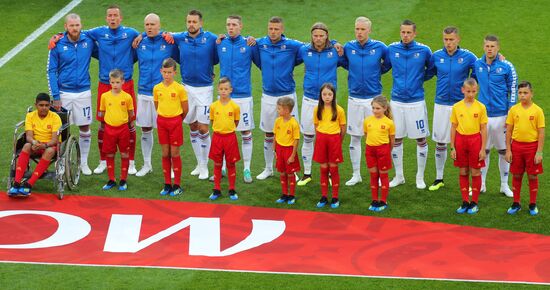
[
  {"x1": 109, "y1": 69, "x2": 124, "y2": 81},
  {"x1": 463, "y1": 78, "x2": 478, "y2": 88},
  {"x1": 276, "y1": 97, "x2": 295, "y2": 111},
  {"x1": 372, "y1": 95, "x2": 392, "y2": 119},
  {"x1": 355, "y1": 17, "x2": 372, "y2": 28}
]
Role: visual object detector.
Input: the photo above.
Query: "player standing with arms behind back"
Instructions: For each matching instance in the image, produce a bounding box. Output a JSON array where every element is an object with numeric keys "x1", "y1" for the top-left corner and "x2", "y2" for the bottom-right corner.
[
  {"x1": 474, "y1": 34, "x2": 517, "y2": 197},
  {"x1": 386, "y1": 20, "x2": 435, "y2": 189}
]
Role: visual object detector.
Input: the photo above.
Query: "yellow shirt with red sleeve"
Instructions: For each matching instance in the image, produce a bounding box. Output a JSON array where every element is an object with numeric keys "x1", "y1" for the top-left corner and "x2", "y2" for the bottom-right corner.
[
  {"x1": 153, "y1": 82, "x2": 188, "y2": 118},
  {"x1": 363, "y1": 115, "x2": 395, "y2": 146},
  {"x1": 506, "y1": 103, "x2": 545, "y2": 142},
  {"x1": 100, "y1": 91, "x2": 134, "y2": 126},
  {"x1": 209, "y1": 100, "x2": 240, "y2": 134},
  {"x1": 25, "y1": 110, "x2": 62, "y2": 143},
  {"x1": 274, "y1": 116, "x2": 300, "y2": 146},
  {"x1": 450, "y1": 99, "x2": 488, "y2": 135},
  {"x1": 313, "y1": 104, "x2": 346, "y2": 134}
]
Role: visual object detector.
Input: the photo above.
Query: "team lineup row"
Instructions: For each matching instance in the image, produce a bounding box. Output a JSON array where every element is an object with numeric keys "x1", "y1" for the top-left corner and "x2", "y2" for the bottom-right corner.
[{"x1": 10, "y1": 5, "x2": 545, "y2": 214}]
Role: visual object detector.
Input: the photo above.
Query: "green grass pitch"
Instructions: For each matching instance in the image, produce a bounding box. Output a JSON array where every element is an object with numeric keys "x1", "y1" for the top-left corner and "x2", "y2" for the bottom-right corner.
[{"x1": 1, "y1": 0, "x2": 549, "y2": 288}]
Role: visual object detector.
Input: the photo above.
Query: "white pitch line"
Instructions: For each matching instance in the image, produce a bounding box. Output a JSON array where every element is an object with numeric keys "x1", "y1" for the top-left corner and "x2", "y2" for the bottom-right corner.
[{"x1": 0, "y1": 0, "x2": 83, "y2": 68}]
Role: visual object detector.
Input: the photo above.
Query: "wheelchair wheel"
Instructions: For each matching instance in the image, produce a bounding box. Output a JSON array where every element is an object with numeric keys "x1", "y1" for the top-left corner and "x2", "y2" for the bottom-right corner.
[
  {"x1": 64, "y1": 135, "x2": 80, "y2": 191},
  {"x1": 6, "y1": 157, "x2": 16, "y2": 192}
]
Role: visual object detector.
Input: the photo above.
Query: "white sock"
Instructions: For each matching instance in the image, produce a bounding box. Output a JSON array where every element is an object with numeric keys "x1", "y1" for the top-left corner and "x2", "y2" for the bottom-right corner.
[
  {"x1": 199, "y1": 131, "x2": 211, "y2": 167},
  {"x1": 349, "y1": 135, "x2": 362, "y2": 176},
  {"x1": 391, "y1": 142, "x2": 404, "y2": 179},
  {"x1": 435, "y1": 144, "x2": 447, "y2": 180},
  {"x1": 141, "y1": 130, "x2": 153, "y2": 166},
  {"x1": 263, "y1": 136, "x2": 274, "y2": 171},
  {"x1": 242, "y1": 132, "x2": 253, "y2": 171},
  {"x1": 416, "y1": 142, "x2": 428, "y2": 180},
  {"x1": 190, "y1": 130, "x2": 201, "y2": 166},
  {"x1": 79, "y1": 129, "x2": 91, "y2": 166},
  {"x1": 481, "y1": 150, "x2": 490, "y2": 187},
  {"x1": 498, "y1": 151, "x2": 510, "y2": 185},
  {"x1": 302, "y1": 135, "x2": 314, "y2": 175}
]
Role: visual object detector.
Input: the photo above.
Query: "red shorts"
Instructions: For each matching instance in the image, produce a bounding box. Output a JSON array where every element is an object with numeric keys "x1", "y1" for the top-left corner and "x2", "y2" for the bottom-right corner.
[
  {"x1": 510, "y1": 141, "x2": 543, "y2": 175},
  {"x1": 157, "y1": 115, "x2": 183, "y2": 146},
  {"x1": 454, "y1": 132, "x2": 485, "y2": 169},
  {"x1": 313, "y1": 132, "x2": 343, "y2": 164},
  {"x1": 97, "y1": 80, "x2": 136, "y2": 121},
  {"x1": 209, "y1": 132, "x2": 241, "y2": 163},
  {"x1": 275, "y1": 143, "x2": 301, "y2": 174},
  {"x1": 365, "y1": 144, "x2": 392, "y2": 171},
  {"x1": 102, "y1": 123, "x2": 130, "y2": 154}
]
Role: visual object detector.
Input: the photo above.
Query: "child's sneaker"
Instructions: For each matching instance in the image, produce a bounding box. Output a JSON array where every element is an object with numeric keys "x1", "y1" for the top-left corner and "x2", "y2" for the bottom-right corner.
[
  {"x1": 529, "y1": 203, "x2": 539, "y2": 216},
  {"x1": 276, "y1": 195, "x2": 288, "y2": 203},
  {"x1": 209, "y1": 189, "x2": 222, "y2": 200},
  {"x1": 368, "y1": 200, "x2": 379, "y2": 211},
  {"x1": 228, "y1": 189, "x2": 238, "y2": 200},
  {"x1": 456, "y1": 201, "x2": 470, "y2": 214},
  {"x1": 160, "y1": 184, "x2": 171, "y2": 196},
  {"x1": 375, "y1": 201, "x2": 388, "y2": 212},
  {"x1": 170, "y1": 185, "x2": 183, "y2": 196},
  {"x1": 507, "y1": 202, "x2": 521, "y2": 215},
  {"x1": 102, "y1": 180, "x2": 117, "y2": 190},
  {"x1": 316, "y1": 196, "x2": 328, "y2": 208},
  {"x1": 118, "y1": 180, "x2": 128, "y2": 191},
  {"x1": 18, "y1": 181, "x2": 32, "y2": 196},
  {"x1": 467, "y1": 202, "x2": 479, "y2": 214},
  {"x1": 287, "y1": 195, "x2": 296, "y2": 205},
  {"x1": 8, "y1": 182, "x2": 21, "y2": 197},
  {"x1": 330, "y1": 198, "x2": 340, "y2": 209}
]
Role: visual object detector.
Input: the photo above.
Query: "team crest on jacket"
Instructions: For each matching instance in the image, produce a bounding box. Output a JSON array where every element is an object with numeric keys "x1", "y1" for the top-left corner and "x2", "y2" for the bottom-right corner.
[
  {"x1": 458, "y1": 57, "x2": 464, "y2": 63},
  {"x1": 240, "y1": 47, "x2": 246, "y2": 53},
  {"x1": 222, "y1": 47, "x2": 227, "y2": 52},
  {"x1": 414, "y1": 53, "x2": 420, "y2": 58},
  {"x1": 263, "y1": 45, "x2": 268, "y2": 49},
  {"x1": 395, "y1": 52, "x2": 400, "y2": 58},
  {"x1": 530, "y1": 116, "x2": 535, "y2": 120},
  {"x1": 281, "y1": 44, "x2": 286, "y2": 50},
  {"x1": 351, "y1": 50, "x2": 356, "y2": 54},
  {"x1": 308, "y1": 52, "x2": 313, "y2": 57},
  {"x1": 121, "y1": 101, "x2": 126, "y2": 106},
  {"x1": 439, "y1": 58, "x2": 444, "y2": 63},
  {"x1": 82, "y1": 42, "x2": 88, "y2": 48},
  {"x1": 160, "y1": 44, "x2": 166, "y2": 51},
  {"x1": 496, "y1": 67, "x2": 503, "y2": 73},
  {"x1": 474, "y1": 113, "x2": 478, "y2": 118},
  {"x1": 381, "y1": 125, "x2": 386, "y2": 129},
  {"x1": 47, "y1": 125, "x2": 52, "y2": 129},
  {"x1": 201, "y1": 37, "x2": 207, "y2": 43},
  {"x1": 369, "y1": 49, "x2": 376, "y2": 55},
  {"x1": 141, "y1": 45, "x2": 146, "y2": 50},
  {"x1": 479, "y1": 67, "x2": 483, "y2": 72},
  {"x1": 63, "y1": 46, "x2": 68, "y2": 51},
  {"x1": 171, "y1": 93, "x2": 176, "y2": 98},
  {"x1": 287, "y1": 129, "x2": 291, "y2": 134},
  {"x1": 327, "y1": 51, "x2": 333, "y2": 58},
  {"x1": 229, "y1": 112, "x2": 233, "y2": 116},
  {"x1": 122, "y1": 33, "x2": 128, "y2": 39}
]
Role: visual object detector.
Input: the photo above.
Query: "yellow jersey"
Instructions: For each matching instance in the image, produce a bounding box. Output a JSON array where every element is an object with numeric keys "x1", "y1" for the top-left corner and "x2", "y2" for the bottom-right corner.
[
  {"x1": 153, "y1": 81, "x2": 188, "y2": 117},
  {"x1": 450, "y1": 100, "x2": 488, "y2": 135},
  {"x1": 506, "y1": 103, "x2": 545, "y2": 142},
  {"x1": 363, "y1": 115, "x2": 395, "y2": 146},
  {"x1": 25, "y1": 110, "x2": 62, "y2": 143},
  {"x1": 313, "y1": 104, "x2": 346, "y2": 134},
  {"x1": 274, "y1": 116, "x2": 300, "y2": 146},
  {"x1": 210, "y1": 100, "x2": 240, "y2": 134},
  {"x1": 100, "y1": 91, "x2": 134, "y2": 126}
]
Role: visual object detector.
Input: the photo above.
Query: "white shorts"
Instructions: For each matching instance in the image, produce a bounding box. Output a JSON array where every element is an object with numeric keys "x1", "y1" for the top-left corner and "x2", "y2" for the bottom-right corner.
[
  {"x1": 432, "y1": 103, "x2": 453, "y2": 144},
  {"x1": 233, "y1": 97, "x2": 255, "y2": 132},
  {"x1": 260, "y1": 92, "x2": 299, "y2": 133},
  {"x1": 183, "y1": 84, "x2": 213, "y2": 125},
  {"x1": 60, "y1": 90, "x2": 92, "y2": 126},
  {"x1": 347, "y1": 97, "x2": 373, "y2": 136},
  {"x1": 136, "y1": 94, "x2": 157, "y2": 128},
  {"x1": 391, "y1": 100, "x2": 429, "y2": 139},
  {"x1": 300, "y1": 96, "x2": 317, "y2": 135},
  {"x1": 486, "y1": 116, "x2": 507, "y2": 150}
]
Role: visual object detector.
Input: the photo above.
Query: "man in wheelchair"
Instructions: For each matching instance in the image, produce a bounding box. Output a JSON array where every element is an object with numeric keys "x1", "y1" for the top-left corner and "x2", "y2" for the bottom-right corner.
[{"x1": 9, "y1": 93, "x2": 62, "y2": 196}]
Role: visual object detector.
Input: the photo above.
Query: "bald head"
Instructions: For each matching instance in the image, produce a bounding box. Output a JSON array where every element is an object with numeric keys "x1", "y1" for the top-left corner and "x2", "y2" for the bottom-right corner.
[
  {"x1": 64, "y1": 13, "x2": 82, "y2": 41},
  {"x1": 144, "y1": 13, "x2": 161, "y2": 38}
]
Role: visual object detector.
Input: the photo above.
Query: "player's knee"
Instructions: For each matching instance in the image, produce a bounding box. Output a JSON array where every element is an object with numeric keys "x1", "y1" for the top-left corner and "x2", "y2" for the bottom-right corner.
[
  {"x1": 471, "y1": 169, "x2": 481, "y2": 176},
  {"x1": 368, "y1": 167, "x2": 378, "y2": 173},
  {"x1": 141, "y1": 127, "x2": 153, "y2": 133},
  {"x1": 242, "y1": 130, "x2": 251, "y2": 136},
  {"x1": 79, "y1": 125, "x2": 90, "y2": 132},
  {"x1": 198, "y1": 123, "x2": 209, "y2": 134},
  {"x1": 22, "y1": 143, "x2": 32, "y2": 152},
  {"x1": 320, "y1": 163, "x2": 328, "y2": 168},
  {"x1": 485, "y1": 149, "x2": 491, "y2": 154},
  {"x1": 265, "y1": 132, "x2": 274, "y2": 138},
  {"x1": 416, "y1": 138, "x2": 427, "y2": 145},
  {"x1": 498, "y1": 149, "x2": 506, "y2": 155},
  {"x1": 528, "y1": 174, "x2": 538, "y2": 180},
  {"x1": 189, "y1": 122, "x2": 199, "y2": 131},
  {"x1": 394, "y1": 138, "x2": 403, "y2": 146},
  {"x1": 120, "y1": 152, "x2": 129, "y2": 159},
  {"x1": 436, "y1": 142, "x2": 446, "y2": 147}
]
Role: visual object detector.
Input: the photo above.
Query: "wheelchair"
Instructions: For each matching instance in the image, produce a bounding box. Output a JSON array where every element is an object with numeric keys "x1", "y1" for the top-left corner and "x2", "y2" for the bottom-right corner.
[{"x1": 7, "y1": 106, "x2": 81, "y2": 199}]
